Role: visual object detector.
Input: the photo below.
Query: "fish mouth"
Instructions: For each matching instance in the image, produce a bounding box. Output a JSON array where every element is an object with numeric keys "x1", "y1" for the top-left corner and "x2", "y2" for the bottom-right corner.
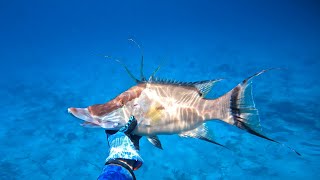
[
  {"x1": 68, "y1": 107, "x2": 123, "y2": 129},
  {"x1": 68, "y1": 107, "x2": 94, "y2": 122}
]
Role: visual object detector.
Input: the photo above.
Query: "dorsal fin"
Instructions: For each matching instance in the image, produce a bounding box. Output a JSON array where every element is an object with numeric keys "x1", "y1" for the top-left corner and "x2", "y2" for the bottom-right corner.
[
  {"x1": 148, "y1": 65, "x2": 161, "y2": 81},
  {"x1": 193, "y1": 79, "x2": 223, "y2": 97},
  {"x1": 128, "y1": 38, "x2": 146, "y2": 81},
  {"x1": 105, "y1": 56, "x2": 140, "y2": 83},
  {"x1": 147, "y1": 78, "x2": 222, "y2": 97},
  {"x1": 140, "y1": 56, "x2": 145, "y2": 81}
]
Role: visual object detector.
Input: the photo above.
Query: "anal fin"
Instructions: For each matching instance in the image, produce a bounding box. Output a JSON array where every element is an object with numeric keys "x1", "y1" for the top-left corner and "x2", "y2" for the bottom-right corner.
[
  {"x1": 236, "y1": 120, "x2": 301, "y2": 156},
  {"x1": 179, "y1": 124, "x2": 229, "y2": 149}
]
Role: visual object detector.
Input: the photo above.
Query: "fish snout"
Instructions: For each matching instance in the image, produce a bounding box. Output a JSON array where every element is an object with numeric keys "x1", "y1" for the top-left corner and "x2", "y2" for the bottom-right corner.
[
  {"x1": 68, "y1": 107, "x2": 93, "y2": 122},
  {"x1": 68, "y1": 107, "x2": 77, "y2": 114},
  {"x1": 67, "y1": 107, "x2": 125, "y2": 129}
]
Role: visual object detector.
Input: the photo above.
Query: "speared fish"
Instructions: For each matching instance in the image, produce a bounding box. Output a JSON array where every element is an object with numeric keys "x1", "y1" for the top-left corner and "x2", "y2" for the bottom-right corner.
[{"x1": 68, "y1": 40, "x2": 300, "y2": 155}]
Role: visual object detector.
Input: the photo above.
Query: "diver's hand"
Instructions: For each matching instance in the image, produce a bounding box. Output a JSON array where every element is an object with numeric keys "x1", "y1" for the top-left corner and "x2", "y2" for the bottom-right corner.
[
  {"x1": 105, "y1": 116, "x2": 142, "y2": 150},
  {"x1": 119, "y1": 116, "x2": 138, "y2": 135},
  {"x1": 104, "y1": 115, "x2": 143, "y2": 173}
]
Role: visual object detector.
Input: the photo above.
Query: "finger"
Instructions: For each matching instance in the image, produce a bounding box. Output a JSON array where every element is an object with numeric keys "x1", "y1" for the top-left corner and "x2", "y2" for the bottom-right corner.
[{"x1": 105, "y1": 130, "x2": 118, "y2": 135}]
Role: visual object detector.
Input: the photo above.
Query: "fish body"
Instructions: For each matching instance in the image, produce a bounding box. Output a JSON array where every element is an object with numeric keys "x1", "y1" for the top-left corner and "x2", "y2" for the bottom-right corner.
[
  {"x1": 68, "y1": 57, "x2": 300, "y2": 155},
  {"x1": 68, "y1": 72, "x2": 261, "y2": 148},
  {"x1": 102, "y1": 82, "x2": 220, "y2": 135},
  {"x1": 69, "y1": 81, "x2": 217, "y2": 135}
]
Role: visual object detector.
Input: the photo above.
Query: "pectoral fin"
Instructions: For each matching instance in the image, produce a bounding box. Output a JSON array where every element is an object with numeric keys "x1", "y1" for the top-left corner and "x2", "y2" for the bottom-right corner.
[
  {"x1": 147, "y1": 135, "x2": 163, "y2": 150},
  {"x1": 179, "y1": 124, "x2": 229, "y2": 149}
]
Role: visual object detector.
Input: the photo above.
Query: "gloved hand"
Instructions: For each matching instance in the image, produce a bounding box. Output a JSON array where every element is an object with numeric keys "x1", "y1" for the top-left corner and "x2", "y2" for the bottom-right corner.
[
  {"x1": 98, "y1": 116, "x2": 143, "y2": 180},
  {"x1": 104, "y1": 116, "x2": 143, "y2": 171},
  {"x1": 105, "y1": 116, "x2": 142, "y2": 150}
]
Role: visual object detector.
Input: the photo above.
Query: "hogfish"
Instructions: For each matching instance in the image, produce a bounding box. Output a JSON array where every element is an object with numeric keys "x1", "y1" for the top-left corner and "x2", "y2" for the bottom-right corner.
[{"x1": 68, "y1": 53, "x2": 300, "y2": 155}]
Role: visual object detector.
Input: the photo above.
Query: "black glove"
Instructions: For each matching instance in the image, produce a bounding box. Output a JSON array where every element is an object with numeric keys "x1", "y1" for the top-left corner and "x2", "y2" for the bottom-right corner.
[{"x1": 105, "y1": 116, "x2": 142, "y2": 150}]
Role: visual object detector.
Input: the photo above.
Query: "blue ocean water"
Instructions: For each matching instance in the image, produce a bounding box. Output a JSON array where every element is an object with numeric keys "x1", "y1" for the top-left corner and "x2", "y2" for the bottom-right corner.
[{"x1": 1, "y1": 0, "x2": 319, "y2": 179}]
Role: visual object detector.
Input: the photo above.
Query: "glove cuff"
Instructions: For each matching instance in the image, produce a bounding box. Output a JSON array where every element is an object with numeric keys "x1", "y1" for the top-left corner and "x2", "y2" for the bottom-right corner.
[
  {"x1": 106, "y1": 132, "x2": 143, "y2": 170},
  {"x1": 105, "y1": 159, "x2": 136, "y2": 180}
]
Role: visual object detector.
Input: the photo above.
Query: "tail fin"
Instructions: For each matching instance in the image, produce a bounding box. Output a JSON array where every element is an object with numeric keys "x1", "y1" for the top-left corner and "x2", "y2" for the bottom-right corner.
[{"x1": 215, "y1": 69, "x2": 301, "y2": 156}]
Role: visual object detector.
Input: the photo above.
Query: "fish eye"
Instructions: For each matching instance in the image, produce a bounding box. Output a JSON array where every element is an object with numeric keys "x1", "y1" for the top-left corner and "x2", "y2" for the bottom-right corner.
[{"x1": 117, "y1": 100, "x2": 124, "y2": 107}]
